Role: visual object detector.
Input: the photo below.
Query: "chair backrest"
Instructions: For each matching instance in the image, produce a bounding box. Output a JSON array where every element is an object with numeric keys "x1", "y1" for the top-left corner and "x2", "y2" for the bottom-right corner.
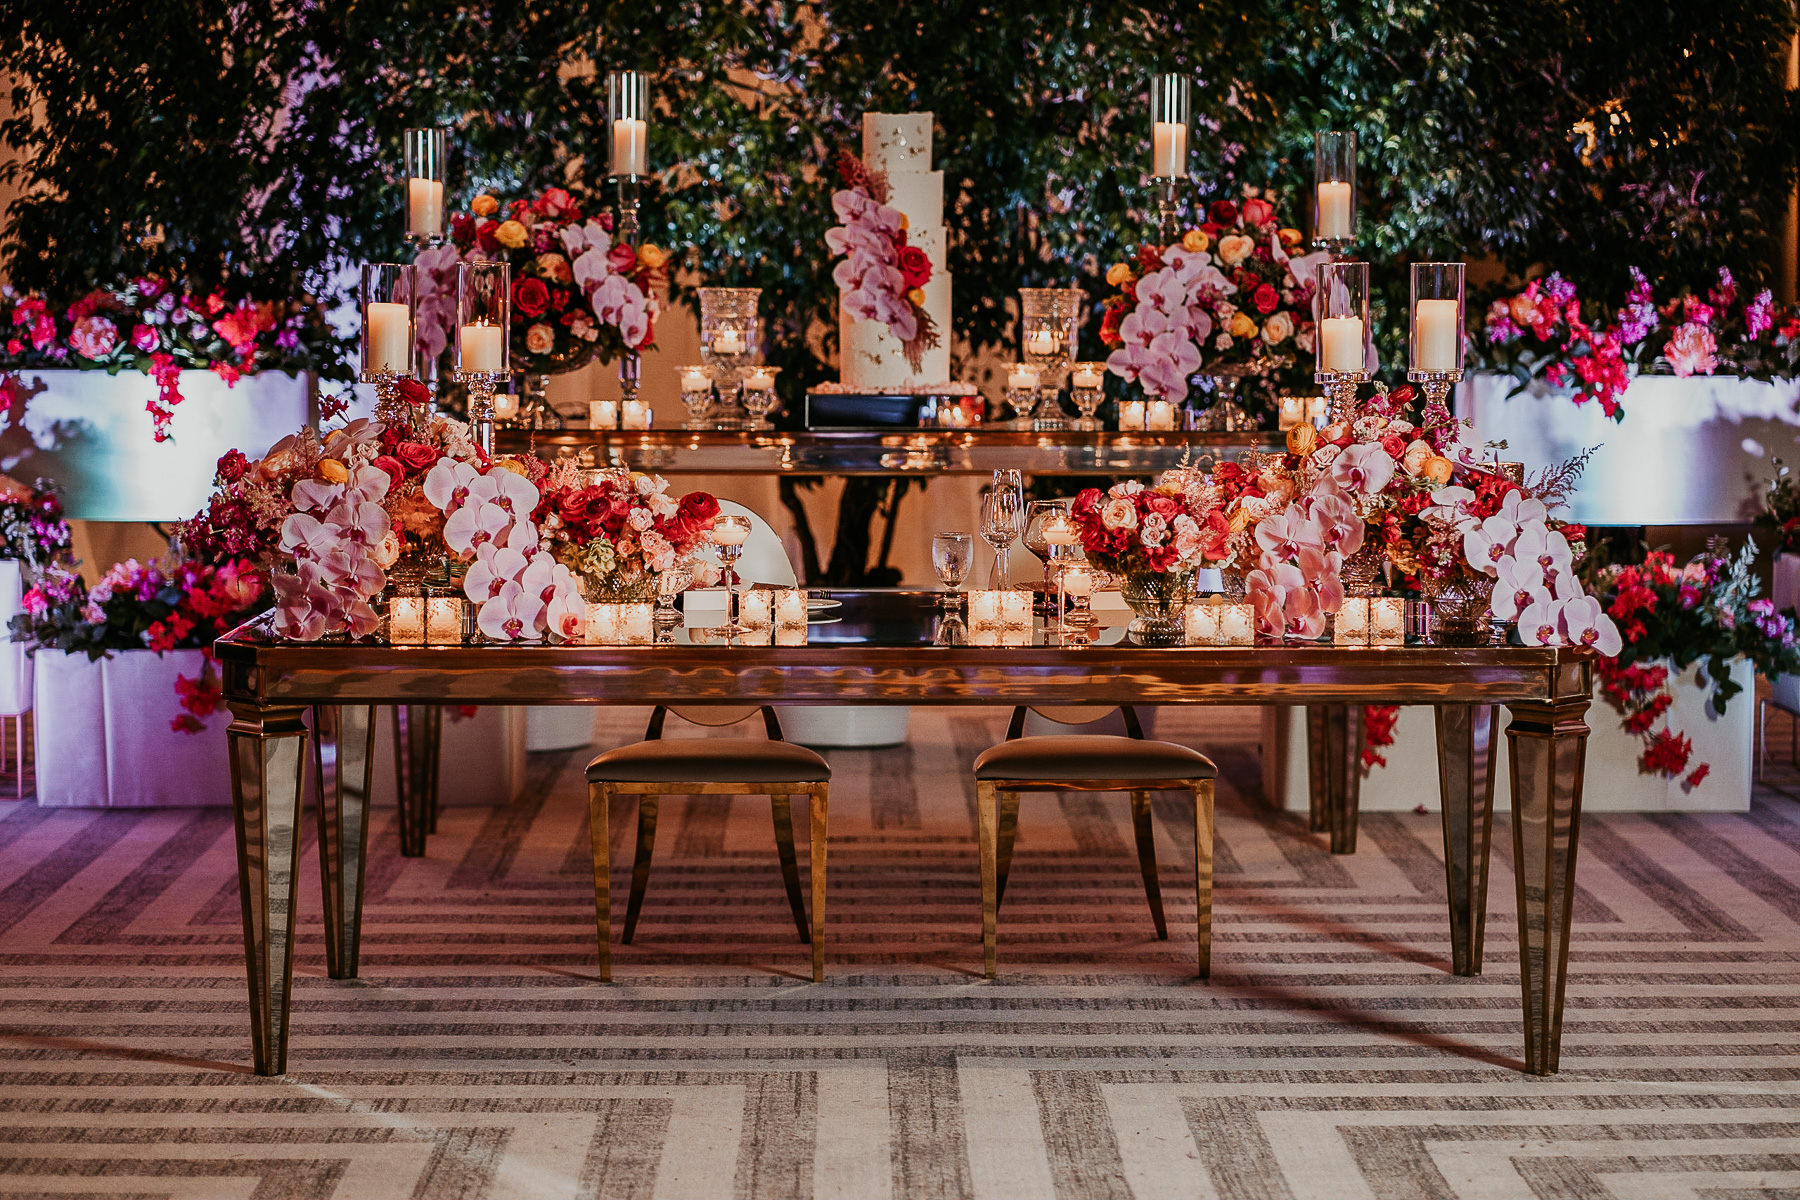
[
  {"x1": 1008, "y1": 705, "x2": 1143, "y2": 740},
  {"x1": 716, "y1": 499, "x2": 797, "y2": 587},
  {"x1": 650, "y1": 704, "x2": 784, "y2": 741}
]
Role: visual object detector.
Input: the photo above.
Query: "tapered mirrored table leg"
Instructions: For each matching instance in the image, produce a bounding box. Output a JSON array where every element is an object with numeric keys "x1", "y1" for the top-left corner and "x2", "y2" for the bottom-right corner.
[
  {"x1": 315, "y1": 705, "x2": 376, "y2": 980},
  {"x1": 392, "y1": 705, "x2": 443, "y2": 858},
  {"x1": 1436, "y1": 704, "x2": 1499, "y2": 976},
  {"x1": 1313, "y1": 703, "x2": 1363, "y2": 854},
  {"x1": 227, "y1": 700, "x2": 310, "y2": 1078},
  {"x1": 1505, "y1": 665, "x2": 1591, "y2": 1076},
  {"x1": 1305, "y1": 705, "x2": 1329, "y2": 833}
]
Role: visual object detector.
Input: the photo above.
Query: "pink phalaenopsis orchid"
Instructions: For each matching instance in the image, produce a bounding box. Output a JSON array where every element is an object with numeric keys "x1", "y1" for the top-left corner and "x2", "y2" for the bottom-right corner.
[
  {"x1": 1328, "y1": 442, "x2": 1395, "y2": 498},
  {"x1": 1492, "y1": 556, "x2": 1551, "y2": 622}
]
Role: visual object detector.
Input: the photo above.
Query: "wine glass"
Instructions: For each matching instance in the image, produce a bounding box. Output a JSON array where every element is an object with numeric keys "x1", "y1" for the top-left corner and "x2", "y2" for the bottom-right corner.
[
  {"x1": 711, "y1": 514, "x2": 754, "y2": 635},
  {"x1": 981, "y1": 471, "x2": 1025, "y2": 590},
  {"x1": 931, "y1": 532, "x2": 975, "y2": 607}
]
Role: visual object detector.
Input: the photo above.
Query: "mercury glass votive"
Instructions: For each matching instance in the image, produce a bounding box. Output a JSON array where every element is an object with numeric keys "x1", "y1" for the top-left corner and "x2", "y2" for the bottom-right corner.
[
  {"x1": 968, "y1": 590, "x2": 1004, "y2": 629},
  {"x1": 388, "y1": 594, "x2": 426, "y2": 646},
  {"x1": 999, "y1": 590, "x2": 1032, "y2": 630},
  {"x1": 1370, "y1": 596, "x2": 1406, "y2": 646},
  {"x1": 740, "y1": 589, "x2": 774, "y2": 630},
  {"x1": 1117, "y1": 399, "x2": 1147, "y2": 431},
  {"x1": 1218, "y1": 603, "x2": 1255, "y2": 646},
  {"x1": 774, "y1": 588, "x2": 808, "y2": 630},
  {"x1": 425, "y1": 593, "x2": 464, "y2": 645},
  {"x1": 1335, "y1": 597, "x2": 1371, "y2": 646},
  {"x1": 1185, "y1": 601, "x2": 1222, "y2": 646}
]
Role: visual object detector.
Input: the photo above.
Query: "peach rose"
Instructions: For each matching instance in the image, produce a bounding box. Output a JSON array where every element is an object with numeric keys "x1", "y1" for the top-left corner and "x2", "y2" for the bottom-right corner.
[
  {"x1": 1261, "y1": 311, "x2": 1294, "y2": 344},
  {"x1": 1217, "y1": 234, "x2": 1254, "y2": 266},
  {"x1": 535, "y1": 252, "x2": 572, "y2": 283},
  {"x1": 636, "y1": 244, "x2": 667, "y2": 270},
  {"x1": 1100, "y1": 496, "x2": 1138, "y2": 531},
  {"x1": 525, "y1": 323, "x2": 555, "y2": 354}
]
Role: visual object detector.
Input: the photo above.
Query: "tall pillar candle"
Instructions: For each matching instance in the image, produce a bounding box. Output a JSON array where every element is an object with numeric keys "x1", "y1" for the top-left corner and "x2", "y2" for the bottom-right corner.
[
  {"x1": 1320, "y1": 316, "x2": 1365, "y2": 372},
  {"x1": 1152, "y1": 121, "x2": 1188, "y2": 177},
  {"x1": 1316, "y1": 180, "x2": 1352, "y2": 240},
  {"x1": 460, "y1": 323, "x2": 503, "y2": 373},
  {"x1": 1413, "y1": 299, "x2": 1461, "y2": 372},
  {"x1": 407, "y1": 178, "x2": 444, "y2": 237},
  {"x1": 366, "y1": 302, "x2": 411, "y2": 373},
  {"x1": 612, "y1": 119, "x2": 648, "y2": 176}
]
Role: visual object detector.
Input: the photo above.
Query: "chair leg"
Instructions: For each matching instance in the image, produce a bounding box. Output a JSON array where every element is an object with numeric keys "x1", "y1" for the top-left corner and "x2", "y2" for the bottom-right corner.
[
  {"x1": 1758, "y1": 699, "x2": 1768, "y2": 782},
  {"x1": 1131, "y1": 790, "x2": 1169, "y2": 940},
  {"x1": 808, "y1": 785, "x2": 829, "y2": 983},
  {"x1": 772, "y1": 794, "x2": 811, "y2": 944},
  {"x1": 622, "y1": 796, "x2": 659, "y2": 945},
  {"x1": 1193, "y1": 779, "x2": 1215, "y2": 981},
  {"x1": 995, "y1": 790, "x2": 1020, "y2": 908},
  {"x1": 587, "y1": 781, "x2": 612, "y2": 983},
  {"x1": 978, "y1": 781, "x2": 1000, "y2": 979}
]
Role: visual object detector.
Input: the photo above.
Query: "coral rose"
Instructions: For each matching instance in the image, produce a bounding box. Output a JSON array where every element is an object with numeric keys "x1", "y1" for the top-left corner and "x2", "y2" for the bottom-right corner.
[
  {"x1": 471, "y1": 195, "x2": 500, "y2": 217},
  {"x1": 395, "y1": 442, "x2": 439, "y2": 471},
  {"x1": 494, "y1": 219, "x2": 529, "y2": 249},
  {"x1": 525, "y1": 323, "x2": 555, "y2": 355},
  {"x1": 1217, "y1": 234, "x2": 1254, "y2": 266},
  {"x1": 535, "y1": 253, "x2": 573, "y2": 283},
  {"x1": 370, "y1": 455, "x2": 406, "y2": 491},
  {"x1": 607, "y1": 244, "x2": 637, "y2": 274},
  {"x1": 1105, "y1": 262, "x2": 1134, "y2": 287},
  {"x1": 1241, "y1": 197, "x2": 1276, "y2": 228},
  {"x1": 514, "y1": 277, "x2": 550, "y2": 318}
]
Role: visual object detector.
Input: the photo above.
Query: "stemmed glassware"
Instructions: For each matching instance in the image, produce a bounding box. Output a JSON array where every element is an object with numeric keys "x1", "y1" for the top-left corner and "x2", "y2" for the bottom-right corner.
[
  {"x1": 1037, "y1": 508, "x2": 1083, "y2": 634},
  {"x1": 711, "y1": 514, "x2": 754, "y2": 636},
  {"x1": 981, "y1": 469, "x2": 1025, "y2": 590},
  {"x1": 653, "y1": 558, "x2": 694, "y2": 634},
  {"x1": 678, "y1": 366, "x2": 715, "y2": 427},
  {"x1": 931, "y1": 532, "x2": 975, "y2": 607},
  {"x1": 741, "y1": 365, "x2": 781, "y2": 429}
]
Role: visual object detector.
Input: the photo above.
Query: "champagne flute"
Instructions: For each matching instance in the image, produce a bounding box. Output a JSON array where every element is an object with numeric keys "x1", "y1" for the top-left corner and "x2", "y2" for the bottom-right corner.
[
  {"x1": 982, "y1": 471, "x2": 1025, "y2": 590},
  {"x1": 931, "y1": 532, "x2": 975, "y2": 607}
]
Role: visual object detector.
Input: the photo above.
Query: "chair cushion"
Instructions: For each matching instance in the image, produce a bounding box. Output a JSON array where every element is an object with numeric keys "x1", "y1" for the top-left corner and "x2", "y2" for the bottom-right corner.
[
  {"x1": 973, "y1": 735, "x2": 1215, "y2": 783},
  {"x1": 586, "y1": 738, "x2": 831, "y2": 784}
]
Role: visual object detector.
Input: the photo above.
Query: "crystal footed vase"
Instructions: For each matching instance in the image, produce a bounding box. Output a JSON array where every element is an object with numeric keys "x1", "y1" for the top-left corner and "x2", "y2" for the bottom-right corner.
[
  {"x1": 1339, "y1": 541, "x2": 1385, "y2": 597},
  {"x1": 385, "y1": 537, "x2": 437, "y2": 593},
  {"x1": 578, "y1": 565, "x2": 660, "y2": 603},
  {"x1": 1119, "y1": 567, "x2": 1199, "y2": 647},
  {"x1": 1421, "y1": 573, "x2": 1496, "y2": 646}
]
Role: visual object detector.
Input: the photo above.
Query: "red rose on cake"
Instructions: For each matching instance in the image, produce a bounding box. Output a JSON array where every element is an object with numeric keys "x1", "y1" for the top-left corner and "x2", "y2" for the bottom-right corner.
[{"x1": 897, "y1": 246, "x2": 932, "y2": 292}]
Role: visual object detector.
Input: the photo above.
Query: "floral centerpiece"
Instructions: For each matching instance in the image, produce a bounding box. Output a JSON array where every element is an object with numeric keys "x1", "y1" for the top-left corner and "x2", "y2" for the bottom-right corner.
[
  {"x1": 1099, "y1": 192, "x2": 1327, "y2": 419},
  {"x1": 533, "y1": 462, "x2": 721, "y2": 600},
  {"x1": 0, "y1": 477, "x2": 73, "y2": 575},
  {"x1": 825, "y1": 149, "x2": 939, "y2": 371},
  {"x1": 424, "y1": 187, "x2": 665, "y2": 377},
  {"x1": 1070, "y1": 479, "x2": 1232, "y2": 640},
  {"x1": 1583, "y1": 542, "x2": 1799, "y2": 787},
  {"x1": 0, "y1": 278, "x2": 345, "y2": 441},
  {"x1": 1478, "y1": 267, "x2": 1800, "y2": 421}
]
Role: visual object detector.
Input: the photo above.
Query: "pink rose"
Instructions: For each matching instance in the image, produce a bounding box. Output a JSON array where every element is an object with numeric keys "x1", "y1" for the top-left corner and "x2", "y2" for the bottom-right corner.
[{"x1": 69, "y1": 315, "x2": 119, "y2": 358}]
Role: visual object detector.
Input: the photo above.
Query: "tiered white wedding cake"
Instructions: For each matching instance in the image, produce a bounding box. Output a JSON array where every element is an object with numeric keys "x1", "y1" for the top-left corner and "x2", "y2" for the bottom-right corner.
[{"x1": 839, "y1": 112, "x2": 955, "y2": 392}]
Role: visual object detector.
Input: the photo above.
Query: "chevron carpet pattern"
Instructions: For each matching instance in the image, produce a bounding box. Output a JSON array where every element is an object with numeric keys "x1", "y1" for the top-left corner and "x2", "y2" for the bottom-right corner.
[{"x1": 4, "y1": 704, "x2": 1800, "y2": 1199}]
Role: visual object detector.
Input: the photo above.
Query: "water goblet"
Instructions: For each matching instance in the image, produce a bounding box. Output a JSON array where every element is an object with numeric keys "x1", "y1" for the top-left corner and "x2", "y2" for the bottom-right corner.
[
  {"x1": 931, "y1": 532, "x2": 975, "y2": 607},
  {"x1": 981, "y1": 470, "x2": 1025, "y2": 590},
  {"x1": 654, "y1": 560, "x2": 693, "y2": 630}
]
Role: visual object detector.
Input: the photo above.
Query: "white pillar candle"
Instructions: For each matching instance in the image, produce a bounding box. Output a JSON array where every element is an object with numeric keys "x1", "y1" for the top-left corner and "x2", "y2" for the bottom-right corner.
[
  {"x1": 1006, "y1": 365, "x2": 1040, "y2": 390},
  {"x1": 1370, "y1": 596, "x2": 1406, "y2": 646},
  {"x1": 774, "y1": 589, "x2": 807, "y2": 628},
  {"x1": 680, "y1": 366, "x2": 711, "y2": 393},
  {"x1": 1147, "y1": 399, "x2": 1177, "y2": 431},
  {"x1": 493, "y1": 391, "x2": 520, "y2": 419},
  {"x1": 1152, "y1": 121, "x2": 1188, "y2": 178},
  {"x1": 1062, "y1": 568, "x2": 1092, "y2": 598},
  {"x1": 1117, "y1": 400, "x2": 1146, "y2": 431},
  {"x1": 1071, "y1": 364, "x2": 1105, "y2": 390},
  {"x1": 407, "y1": 178, "x2": 444, "y2": 236},
  {"x1": 590, "y1": 400, "x2": 619, "y2": 429},
  {"x1": 1219, "y1": 603, "x2": 1255, "y2": 646},
  {"x1": 1320, "y1": 316, "x2": 1365, "y2": 373},
  {"x1": 365, "y1": 301, "x2": 411, "y2": 373},
  {"x1": 425, "y1": 597, "x2": 463, "y2": 644},
  {"x1": 612, "y1": 118, "x2": 648, "y2": 175},
  {"x1": 1024, "y1": 331, "x2": 1057, "y2": 357},
  {"x1": 711, "y1": 328, "x2": 746, "y2": 355},
  {"x1": 1000, "y1": 590, "x2": 1032, "y2": 629},
  {"x1": 1413, "y1": 299, "x2": 1461, "y2": 372},
  {"x1": 1185, "y1": 602, "x2": 1221, "y2": 646},
  {"x1": 460, "y1": 323, "x2": 503, "y2": 373},
  {"x1": 1334, "y1": 597, "x2": 1370, "y2": 645},
  {"x1": 1316, "y1": 180, "x2": 1352, "y2": 240},
  {"x1": 968, "y1": 590, "x2": 1003, "y2": 627},
  {"x1": 1277, "y1": 395, "x2": 1304, "y2": 431},
  {"x1": 621, "y1": 399, "x2": 651, "y2": 430},
  {"x1": 712, "y1": 521, "x2": 750, "y2": 547},
  {"x1": 744, "y1": 368, "x2": 776, "y2": 390},
  {"x1": 740, "y1": 589, "x2": 773, "y2": 629},
  {"x1": 389, "y1": 596, "x2": 426, "y2": 646}
]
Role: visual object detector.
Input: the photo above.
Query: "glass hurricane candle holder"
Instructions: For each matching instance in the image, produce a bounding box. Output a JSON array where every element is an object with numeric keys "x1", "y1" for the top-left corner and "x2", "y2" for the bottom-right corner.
[
  {"x1": 1150, "y1": 73, "x2": 1192, "y2": 241},
  {"x1": 454, "y1": 261, "x2": 510, "y2": 454},
  {"x1": 1020, "y1": 287, "x2": 1082, "y2": 428},
  {"x1": 360, "y1": 262, "x2": 416, "y2": 425},
  {"x1": 698, "y1": 288, "x2": 760, "y2": 427},
  {"x1": 1312, "y1": 130, "x2": 1357, "y2": 253},
  {"x1": 606, "y1": 70, "x2": 651, "y2": 244},
  {"x1": 678, "y1": 365, "x2": 715, "y2": 427},
  {"x1": 402, "y1": 127, "x2": 448, "y2": 245},
  {"x1": 1061, "y1": 564, "x2": 1096, "y2": 626},
  {"x1": 1409, "y1": 261, "x2": 1467, "y2": 420},
  {"x1": 1314, "y1": 260, "x2": 1372, "y2": 421},
  {"x1": 740, "y1": 365, "x2": 781, "y2": 429},
  {"x1": 1070, "y1": 362, "x2": 1106, "y2": 431}
]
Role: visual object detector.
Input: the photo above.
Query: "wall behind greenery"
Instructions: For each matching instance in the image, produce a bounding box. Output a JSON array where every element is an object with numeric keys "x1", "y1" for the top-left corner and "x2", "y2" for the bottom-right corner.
[{"x1": 3, "y1": 0, "x2": 1795, "y2": 392}]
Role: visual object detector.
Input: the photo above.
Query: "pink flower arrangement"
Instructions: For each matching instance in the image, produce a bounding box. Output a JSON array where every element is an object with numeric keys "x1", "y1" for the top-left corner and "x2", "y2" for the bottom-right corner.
[
  {"x1": 1069, "y1": 480, "x2": 1231, "y2": 577},
  {"x1": 825, "y1": 149, "x2": 939, "y2": 371}
]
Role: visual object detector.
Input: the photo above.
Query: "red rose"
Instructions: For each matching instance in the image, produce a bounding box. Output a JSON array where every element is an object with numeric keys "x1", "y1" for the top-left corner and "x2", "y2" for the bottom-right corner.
[
  {"x1": 677, "y1": 492, "x2": 720, "y2": 528},
  {"x1": 215, "y1": 449, "x2": 249, "y2": 483},
  {"x1": 395, "y1": 442, "x2": 439, "y2": 471},
  {"x1": 370, "y1": 455, "x2": 407, "y2": 490},
  {"x1": 1379, "y1": 433, "x2": 1407, "y2": 460},
  {"x1": 1241, "y1": 197, "x2": 1276, "y2": 228},
  {"x1": 394, "y1": 378, "x2": 431, "y2": 408},
  {"x1": 1208, "y1": 200, "x2": 1239, "y2": 225},
  {"x1": 1386, "y1": 383, "x2": 1416, "y2": 409},
  {"x1": 476, "y1": 221, "x2": 500, "y2": 253},
  {"x1": 514, "y1": 277, "x2": 550, "y2": 319},
  {"x1": 1099, "y1": 305, "x2": 1123, "y2": 347},
  {"x1": 1141, "y1": 492, "x2": 1180, "y2": 520},
  {"x1": 1199, "y1": 221, "x2": 1222, "y2": 240},
  {"x1": 450, "y1": 214, "x2": 475, "y2": 245},
  {"x1": 897, "y1": 245, "x2": 932, "y2": 291},
  {"x1": 608, "y1": 244, "x2": 637, "y2": 274},
  {"x1": 1252, "y1": 283, "x2": 1279, "y2": 314},
  {"x1": 1135, "y1": 245, "x2": 1164, "y2": 272}
]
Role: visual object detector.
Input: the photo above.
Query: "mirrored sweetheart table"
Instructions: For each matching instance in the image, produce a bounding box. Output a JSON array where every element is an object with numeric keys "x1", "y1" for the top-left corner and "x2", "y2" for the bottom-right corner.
[{"x1": 214, "y1": 590, "x2": 1594, "y2": 1078}]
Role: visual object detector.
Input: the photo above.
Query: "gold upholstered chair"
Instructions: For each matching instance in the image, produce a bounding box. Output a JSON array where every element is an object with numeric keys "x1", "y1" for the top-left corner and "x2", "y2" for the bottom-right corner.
[
  {"x1": 972, "y1": 705, "x2": 1216, "y2": 979},
  {"x1": 586, "y1": 705, "x2": 829, "y2": 982}
]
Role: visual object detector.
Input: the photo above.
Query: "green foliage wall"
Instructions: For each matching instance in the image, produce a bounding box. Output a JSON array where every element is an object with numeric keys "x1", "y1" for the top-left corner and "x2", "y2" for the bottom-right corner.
[{"x1": 3, "y1": 0, "x2": 1795, "y2": 388}]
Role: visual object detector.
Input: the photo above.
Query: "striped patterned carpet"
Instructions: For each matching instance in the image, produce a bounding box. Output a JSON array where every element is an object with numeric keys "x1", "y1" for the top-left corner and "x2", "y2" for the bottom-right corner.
[{"x1": 4, "y1": 704, "x2": 1800, "y2": 1199}]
